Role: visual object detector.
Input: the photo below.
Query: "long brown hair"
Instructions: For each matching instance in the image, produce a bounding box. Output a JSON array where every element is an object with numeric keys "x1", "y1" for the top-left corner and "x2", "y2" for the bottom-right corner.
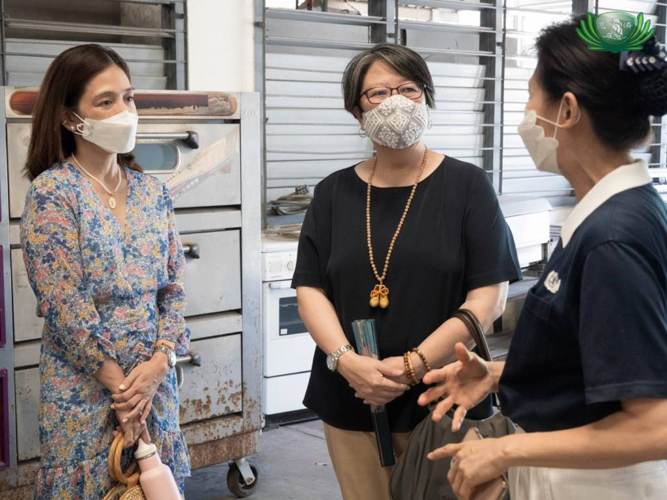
[{"x1": 24, "y1": 44, "x2": 142, "y2": 181}]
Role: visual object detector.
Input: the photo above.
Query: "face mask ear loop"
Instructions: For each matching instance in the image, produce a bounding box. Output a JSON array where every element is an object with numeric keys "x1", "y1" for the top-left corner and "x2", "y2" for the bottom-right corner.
[
  {"x1": 70, "y1": 111, "x2": 87, "y2": 136},
  {"x1": 552, "y1": 98, "x2": 566, "y2": 140}
]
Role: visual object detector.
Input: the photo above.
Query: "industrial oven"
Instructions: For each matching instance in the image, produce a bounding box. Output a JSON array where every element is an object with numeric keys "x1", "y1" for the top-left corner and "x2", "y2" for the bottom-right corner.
[{"x1": 0, "y1": 88, "x2": 262, "y2": 498}]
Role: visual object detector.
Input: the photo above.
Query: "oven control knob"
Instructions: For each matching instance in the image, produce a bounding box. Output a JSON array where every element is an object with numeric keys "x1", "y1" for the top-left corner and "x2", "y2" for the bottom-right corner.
[{"x1": 287, "y1": 260, "x2": 295, "y2": 271}]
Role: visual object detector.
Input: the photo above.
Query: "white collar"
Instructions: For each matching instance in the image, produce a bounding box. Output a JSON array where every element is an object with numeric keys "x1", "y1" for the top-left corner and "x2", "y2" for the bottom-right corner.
[{"x1": 561, "y1": 160, "x2": 652, "y2": 247}]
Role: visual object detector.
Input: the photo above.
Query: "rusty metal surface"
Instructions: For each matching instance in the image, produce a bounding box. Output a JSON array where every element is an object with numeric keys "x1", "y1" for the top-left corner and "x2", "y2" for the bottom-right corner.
[
  {"x1": 181, "y1": 415, "x2": 245, "y2": 446},
  {"x1": 178, "y1": 335, "x2": 243, "y2": 425},
  {"x1": 240, "y1": 94, "x2": 263, "y2": 437},
  {"x1": 6, "y1": 89, "x2": 240, "y2": 118},
  {"x1": 0, "y1": 485, "x2": 32, "y2": 500},
  {"x1": 241, "y1": 380, "x2": 262, "y2": 434},
  {"x1": 14, "y1": 368, "x2": 39, "y2": 461},
  {"x1": 188, "y1": 432, "x2": 257, "y2": 471},
  {"x1": 0, "y1": 461, "x2": 38, "y2": 493}
]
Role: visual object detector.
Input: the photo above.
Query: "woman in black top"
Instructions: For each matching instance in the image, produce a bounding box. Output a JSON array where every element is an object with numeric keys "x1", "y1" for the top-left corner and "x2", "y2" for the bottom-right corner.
[
  {"x1": 421, "y1": 18, "x2": 667, "y2": 500},
  {"x1": 292, "y1": 43, "x2": 521, "y2": 500}
]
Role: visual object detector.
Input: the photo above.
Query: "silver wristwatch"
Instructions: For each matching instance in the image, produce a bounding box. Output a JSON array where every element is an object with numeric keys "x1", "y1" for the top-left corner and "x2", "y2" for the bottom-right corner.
[
  {"x1": 326, "y1": 344, "x2": 354, "y2": 372},
  {"x1": 154, "y1": 344, "x2": 176, "y2": 369}
]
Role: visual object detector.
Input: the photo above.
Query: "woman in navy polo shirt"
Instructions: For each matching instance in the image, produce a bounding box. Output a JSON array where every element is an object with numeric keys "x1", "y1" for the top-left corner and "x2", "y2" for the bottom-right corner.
[{"x1": 419, "y1": 17, "x2": 667, "y2": 500}]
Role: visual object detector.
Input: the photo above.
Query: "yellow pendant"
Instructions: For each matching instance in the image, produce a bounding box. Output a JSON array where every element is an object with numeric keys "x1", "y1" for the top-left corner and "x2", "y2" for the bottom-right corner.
[
  {"x1": 370, "y1": 283, "x2": 389, "y2": 309},
  {"x1": 109, "y1": 196, "x2": 117, "y2": 209}
]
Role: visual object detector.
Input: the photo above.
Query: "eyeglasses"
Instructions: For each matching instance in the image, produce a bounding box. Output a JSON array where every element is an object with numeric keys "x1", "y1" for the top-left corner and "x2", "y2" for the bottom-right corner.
[{"x1": 360, "y1": 83, "x2": 424, "y2": 105}]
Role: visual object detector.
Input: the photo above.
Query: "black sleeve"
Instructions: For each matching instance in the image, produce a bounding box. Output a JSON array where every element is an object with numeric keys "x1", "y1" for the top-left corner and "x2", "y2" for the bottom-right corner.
[
  {"x1": 580, "y1": 241, "x2": 667, "y2": 404},
  {"x1": 464, "y1": 168, "x2": 522, "y2": 291},
  {"x1": 291, "y1": 188, "x2": 325, "y2": 290}
]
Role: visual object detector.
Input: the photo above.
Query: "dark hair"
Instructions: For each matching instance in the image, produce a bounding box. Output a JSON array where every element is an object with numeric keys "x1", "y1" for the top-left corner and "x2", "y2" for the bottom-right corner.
[
  {"x1": 534, "y1": 16, "x2": 667, "y2": 152},
  {"x1": 342, "y1": 43, "x2": 436, "y2": 115},
  {"x1": 25, "y1": 44, "x2": 142, "y2": 181}
]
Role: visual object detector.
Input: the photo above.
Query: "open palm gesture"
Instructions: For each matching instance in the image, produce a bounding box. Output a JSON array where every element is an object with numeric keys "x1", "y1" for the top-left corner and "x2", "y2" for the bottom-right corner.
[{"x1": 418, "y1": 343, "x2": 496, "y2": 431}]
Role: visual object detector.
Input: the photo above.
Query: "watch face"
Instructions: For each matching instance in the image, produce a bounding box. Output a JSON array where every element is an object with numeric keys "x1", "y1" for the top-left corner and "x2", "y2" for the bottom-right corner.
[
  {"x1": 168, "y1": 350, "x2": 176, "y2": 368},
  {"x1": 326, "y1": 355, "x2": 335, "y2": 372}
]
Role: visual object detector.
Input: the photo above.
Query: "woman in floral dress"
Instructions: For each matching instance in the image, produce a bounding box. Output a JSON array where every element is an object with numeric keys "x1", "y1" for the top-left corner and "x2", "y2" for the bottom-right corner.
[{"x1": 20, "y1": 44, "x2": 190, "y2": 498}]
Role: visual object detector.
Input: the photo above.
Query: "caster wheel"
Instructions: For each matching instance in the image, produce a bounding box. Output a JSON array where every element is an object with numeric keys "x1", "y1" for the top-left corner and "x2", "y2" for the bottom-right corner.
[{"x1": 227, "y1": 462, "x2": 259, "y2": 498}]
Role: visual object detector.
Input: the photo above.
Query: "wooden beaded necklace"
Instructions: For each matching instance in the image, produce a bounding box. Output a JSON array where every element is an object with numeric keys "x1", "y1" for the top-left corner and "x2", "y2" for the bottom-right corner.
[{"x1": 366, "y1": 148, "x2": 428, "y2": 309}]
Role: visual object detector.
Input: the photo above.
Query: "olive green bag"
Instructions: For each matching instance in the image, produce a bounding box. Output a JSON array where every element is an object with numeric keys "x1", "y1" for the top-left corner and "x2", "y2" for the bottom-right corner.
[{"x1": 389, "y1": 309, "x2": 516, "y2": 500}]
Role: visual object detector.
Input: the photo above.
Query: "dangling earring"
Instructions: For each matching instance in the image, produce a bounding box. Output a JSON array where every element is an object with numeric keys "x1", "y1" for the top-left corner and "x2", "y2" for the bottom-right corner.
[
  {"x1": 427, "y1": 117, "x2": 433, "y2": 130},
  {"x1": 359, "y1": 127, "x2": 367, "y2": 138}
]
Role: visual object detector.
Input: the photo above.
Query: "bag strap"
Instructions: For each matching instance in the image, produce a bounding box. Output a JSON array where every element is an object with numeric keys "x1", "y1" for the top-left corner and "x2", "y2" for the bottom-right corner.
[
  {"x1": 453, "y1": 308, "x2": 501, "y2": 408},
  {"x1": 452, "y1": 309, "x2": 493, "y2": 362},
  {"x1": 108, "y1": 432, "x2": 141, "y2": 489}
]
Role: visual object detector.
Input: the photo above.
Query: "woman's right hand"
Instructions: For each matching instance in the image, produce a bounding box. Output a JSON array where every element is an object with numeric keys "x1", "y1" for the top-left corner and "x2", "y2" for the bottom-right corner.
[
  {"x1": 418, "y1": 343, "x2": 495, "y2": 431},
  {"x1": 337, "y1": 352, "x2": 410, "y2": 406},
  {"x1": 115, "y1": 408, "x2": 150, "y2": 448}
]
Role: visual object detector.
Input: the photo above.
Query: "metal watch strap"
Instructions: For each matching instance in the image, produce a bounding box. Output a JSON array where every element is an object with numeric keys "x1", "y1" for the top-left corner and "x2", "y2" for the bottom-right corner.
[
  {"x1": 154, "y1": 344, "x2": 175, "y2": 367},
  {"x1": 330, "y1": 344, "x2": 353, "y2": 360},
  {"x1": 154, "y1": 339, "x2": 175, "y2": 351}
]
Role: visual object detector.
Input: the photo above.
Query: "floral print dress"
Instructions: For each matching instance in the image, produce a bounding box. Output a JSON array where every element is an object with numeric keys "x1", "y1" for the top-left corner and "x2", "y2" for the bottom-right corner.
[{"x1": 21, "y1": 162, "x2": 191, "y2": 499}]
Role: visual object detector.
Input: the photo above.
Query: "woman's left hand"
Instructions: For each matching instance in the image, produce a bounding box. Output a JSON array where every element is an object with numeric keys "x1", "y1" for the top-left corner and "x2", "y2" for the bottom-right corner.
[
  {"x1": 428, "y1": 437, "x2": 511, "y2": 500},
  {"x1": 111, "y1": 355, "x2": 169, "y2": 421}
]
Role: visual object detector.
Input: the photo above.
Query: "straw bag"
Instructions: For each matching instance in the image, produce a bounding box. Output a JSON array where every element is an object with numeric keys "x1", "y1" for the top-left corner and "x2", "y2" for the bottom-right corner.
[
  {"x1": 389, "y1": 309, "x2": 515, "y2": 500},
  {"x1": 103, "y1": 432, "x2": 147, "y2": 500}
]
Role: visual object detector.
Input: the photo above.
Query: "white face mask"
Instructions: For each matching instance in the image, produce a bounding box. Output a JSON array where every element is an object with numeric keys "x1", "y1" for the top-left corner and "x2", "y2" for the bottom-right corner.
[
  {"x1": 517, "y1": 98, "x2": 576, "y2": 175},
  {"x1": 362, "y1": 94, "x2": 429, "y2": 150},
  {"x1": 71, "y1": 110, "x2": 139, "y2": 154}
]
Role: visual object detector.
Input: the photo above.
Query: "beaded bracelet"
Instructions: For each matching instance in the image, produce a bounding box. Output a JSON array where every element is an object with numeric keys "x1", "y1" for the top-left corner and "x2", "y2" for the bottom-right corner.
[
  {"x1": 412, "y1": 348, "x2": 432, "y2": 373},
  {"x1": 403, "y1": 351, "x2": 419, "y2": 386}
]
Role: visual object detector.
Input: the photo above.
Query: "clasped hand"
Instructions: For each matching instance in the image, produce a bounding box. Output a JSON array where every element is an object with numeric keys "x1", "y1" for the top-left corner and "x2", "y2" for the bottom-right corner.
[
  {"x1": 111, "y1": 356, "x2": 169, "y2": 447},
  {"x1": 338, "y1": 353, "x2": 411, "y2": 406}
]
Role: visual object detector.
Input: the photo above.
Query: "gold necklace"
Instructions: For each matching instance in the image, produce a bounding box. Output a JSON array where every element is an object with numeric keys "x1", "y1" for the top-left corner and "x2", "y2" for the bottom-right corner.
[
  {"x1": 72, "y1": 154, "x2": 123, "y2": 209},
  {"x1": 366, "y1": 148, "x2": 428, "y2": 309}
]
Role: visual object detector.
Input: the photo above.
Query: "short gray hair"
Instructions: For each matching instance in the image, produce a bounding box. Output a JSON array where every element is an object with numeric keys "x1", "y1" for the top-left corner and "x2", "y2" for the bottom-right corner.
[{"x1": 342, "y1": 43, "x2": 436, "y2": 115}]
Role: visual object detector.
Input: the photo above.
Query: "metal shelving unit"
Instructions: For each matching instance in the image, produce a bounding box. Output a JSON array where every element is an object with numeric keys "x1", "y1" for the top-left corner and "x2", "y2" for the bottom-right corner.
[
  {"x1": 0, "y1": 0, "x2": 186, "y2": 89},
  {"x1": 257, "y1": 0, "x2": 510, "y2": 203}
]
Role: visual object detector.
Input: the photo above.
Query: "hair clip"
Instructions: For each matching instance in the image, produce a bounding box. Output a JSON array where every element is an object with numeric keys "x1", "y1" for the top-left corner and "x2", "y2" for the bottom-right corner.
[{"x1": 620, "y1": 36, "x2": 667, "y2": 74}]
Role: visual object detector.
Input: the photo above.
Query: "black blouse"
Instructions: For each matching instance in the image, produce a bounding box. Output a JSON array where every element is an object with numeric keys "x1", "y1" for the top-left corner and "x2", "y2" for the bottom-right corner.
[{"x1": 292, "y1": 156, "x2": 522, "y2": 432}]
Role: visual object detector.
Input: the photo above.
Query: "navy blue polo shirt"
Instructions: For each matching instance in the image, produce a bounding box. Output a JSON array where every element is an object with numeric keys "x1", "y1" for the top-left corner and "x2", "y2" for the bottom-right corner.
[{"x1": 499, "y1": 162, "x2": 667, "y2": 433}]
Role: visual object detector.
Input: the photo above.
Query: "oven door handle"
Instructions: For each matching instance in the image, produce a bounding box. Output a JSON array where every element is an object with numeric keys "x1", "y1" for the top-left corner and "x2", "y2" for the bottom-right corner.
[
  {"x1": 176, "y1": 352, "x2": 202, "y2": 367},
  {"x1": 136, "y1": 131, "x2": 200, "y2": 149},
  {"x1": 182, "y1": 243, "x2": 200, "y2": 259},
  {"x1": 175, "y1": 352, "x2": 202, "y2": 389},
  {"x1": 268, "y1": 281, "x2": 292, "y2": 290}
]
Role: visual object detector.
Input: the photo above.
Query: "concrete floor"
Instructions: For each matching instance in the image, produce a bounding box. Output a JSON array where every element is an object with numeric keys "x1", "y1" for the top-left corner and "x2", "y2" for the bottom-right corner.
[{"x1": 185, "y1": 420, "x2": 342, "y2": 500}]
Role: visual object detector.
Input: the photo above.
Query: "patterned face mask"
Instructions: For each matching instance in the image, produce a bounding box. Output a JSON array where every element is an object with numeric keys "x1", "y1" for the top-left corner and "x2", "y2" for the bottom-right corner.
[{"x1": 362, "y1": 94, "x2": 429, "y2": 149}]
